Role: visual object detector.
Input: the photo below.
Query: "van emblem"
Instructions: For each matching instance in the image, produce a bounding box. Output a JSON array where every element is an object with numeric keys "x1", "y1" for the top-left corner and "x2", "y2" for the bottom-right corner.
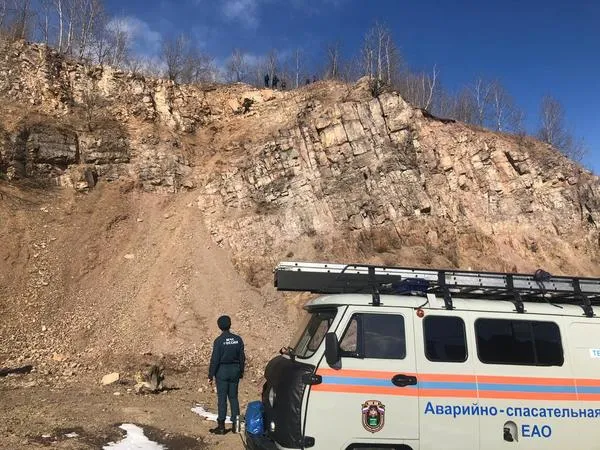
[{"x1": 362, "y1": 400, "x2": 385, "y2": 433}]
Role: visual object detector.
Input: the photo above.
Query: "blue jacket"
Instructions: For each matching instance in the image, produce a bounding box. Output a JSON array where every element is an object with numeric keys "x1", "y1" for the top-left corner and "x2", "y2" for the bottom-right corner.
[{"x1": 209, "y1": 330, "x2": 245, "y2": 380}]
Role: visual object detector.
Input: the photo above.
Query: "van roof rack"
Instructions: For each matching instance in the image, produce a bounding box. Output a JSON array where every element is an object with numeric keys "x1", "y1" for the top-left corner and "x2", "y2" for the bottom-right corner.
[{"x1": 274, "y1": 261, "x2": 600, "y2": 317}]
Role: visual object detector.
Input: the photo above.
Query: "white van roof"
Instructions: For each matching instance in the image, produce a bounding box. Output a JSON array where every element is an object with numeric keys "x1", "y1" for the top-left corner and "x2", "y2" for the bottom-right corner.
[{"x1": 305, "y1": 293, "x2": 600, "y2": 318}]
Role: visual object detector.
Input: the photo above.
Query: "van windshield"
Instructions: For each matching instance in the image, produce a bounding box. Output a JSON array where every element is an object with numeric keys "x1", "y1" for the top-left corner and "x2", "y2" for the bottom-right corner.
[{"x1": 290, "y1": 309, "x2": 337, "y2": 359}]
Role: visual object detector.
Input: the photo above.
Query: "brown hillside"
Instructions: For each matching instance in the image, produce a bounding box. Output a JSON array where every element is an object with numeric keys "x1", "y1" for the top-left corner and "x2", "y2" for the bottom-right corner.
[{"x1": 1, "y1": 39, "x2": 600, "y2": 365}]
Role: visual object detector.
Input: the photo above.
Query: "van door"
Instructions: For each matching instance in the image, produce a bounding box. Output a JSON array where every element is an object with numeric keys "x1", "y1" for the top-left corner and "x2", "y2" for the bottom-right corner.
[
  {"x1": 413, "y1": 309, "x2": 479, "y2": 450},
  {"x1": 304, "y1": 306, "x2": 419, "y2": 449},
  {"x1": 472, "y1": 312, "x2": 573, "y2": 449}
]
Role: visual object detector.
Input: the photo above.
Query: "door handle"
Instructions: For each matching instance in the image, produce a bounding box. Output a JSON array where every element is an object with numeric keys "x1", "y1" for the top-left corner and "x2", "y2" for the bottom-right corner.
[{"x1": 391, "y1": 374, "x2": 417, "y2": 387}]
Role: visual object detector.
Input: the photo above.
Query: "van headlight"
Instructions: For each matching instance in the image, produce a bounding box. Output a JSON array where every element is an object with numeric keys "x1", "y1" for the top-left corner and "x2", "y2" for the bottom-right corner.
[{"x1": 268, "y1": 387, "x2": 276, "y2": 407}]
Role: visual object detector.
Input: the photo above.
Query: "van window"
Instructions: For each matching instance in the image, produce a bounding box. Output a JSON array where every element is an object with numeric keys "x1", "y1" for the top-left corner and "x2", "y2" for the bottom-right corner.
[
  {"x1": 340, "y1": 316, "x2": 358, "y2": 353},
  {"x1": 292, "y1": 309, "x2": 337, "y2": 359},
  {"x1": 475, "y1": 319, "x2": 563, "y2": 366},
  {"x1": 340, "y1": 313, "x2": 406, "y2": 359},
  {"x1": 424, "y1": 316, "x2": 467, "y2": 362}
]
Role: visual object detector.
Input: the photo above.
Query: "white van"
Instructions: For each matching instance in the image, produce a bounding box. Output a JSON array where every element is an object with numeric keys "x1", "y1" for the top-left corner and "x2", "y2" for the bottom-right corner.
[{"x1": 245, "y1": 261, "x2": 600, "y2": 450}]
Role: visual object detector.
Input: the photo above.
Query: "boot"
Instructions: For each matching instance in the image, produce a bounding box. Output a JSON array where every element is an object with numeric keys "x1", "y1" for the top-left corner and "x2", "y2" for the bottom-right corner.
[
  {"x1": 231, "y1": 417, "x2": 238, "y2": 434},
  {"x1": 210, "y1": 420, "x2": 226, "y2": 435}
]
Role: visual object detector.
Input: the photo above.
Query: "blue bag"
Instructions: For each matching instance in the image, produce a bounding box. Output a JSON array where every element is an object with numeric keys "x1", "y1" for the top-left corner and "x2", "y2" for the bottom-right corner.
[{"x1": 245, "y1": 401, "x2": 264, "y2": 435}]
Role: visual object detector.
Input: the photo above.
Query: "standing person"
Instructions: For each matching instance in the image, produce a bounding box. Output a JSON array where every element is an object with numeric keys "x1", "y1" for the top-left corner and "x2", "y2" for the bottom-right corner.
[
  {"x1": 208, "y1": 315, "x2": 245, "y2": 435},
  {"x1": 264, "y1": 73, "x2": 270, "y2": 88},
  {"x1": 272, "y1": 74, "x2": 279, "y2": 89}
]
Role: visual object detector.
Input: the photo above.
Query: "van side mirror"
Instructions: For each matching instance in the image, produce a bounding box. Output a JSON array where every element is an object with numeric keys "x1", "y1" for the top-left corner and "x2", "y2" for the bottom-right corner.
[{"x1": 325, "y1": 332, "x2": 340, "y2": 367}]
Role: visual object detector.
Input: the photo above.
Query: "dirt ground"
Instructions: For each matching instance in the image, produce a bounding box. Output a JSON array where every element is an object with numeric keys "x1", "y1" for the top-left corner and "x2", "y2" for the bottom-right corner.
[{"x1": 0, "y1": 364, "x2": 260, "y2": 449}]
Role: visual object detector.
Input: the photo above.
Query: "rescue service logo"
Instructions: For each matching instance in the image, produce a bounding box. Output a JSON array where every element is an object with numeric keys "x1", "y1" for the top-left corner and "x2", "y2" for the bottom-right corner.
[{"x1": 361, "y1": 400, "x2": 385, "y2": 433}]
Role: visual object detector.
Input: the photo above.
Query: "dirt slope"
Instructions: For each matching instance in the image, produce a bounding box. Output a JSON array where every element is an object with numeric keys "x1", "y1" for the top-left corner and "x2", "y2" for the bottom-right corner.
[
  {"x1": 0, "y1": 180, "x2": 297, "y2": 368},
  {"x1": 0, "y1": 180, "x2": 291, "y2": 449}
]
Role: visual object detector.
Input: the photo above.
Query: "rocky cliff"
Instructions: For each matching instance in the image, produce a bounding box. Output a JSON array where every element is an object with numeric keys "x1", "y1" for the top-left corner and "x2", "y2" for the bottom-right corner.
[{"x1": 1, "y1": 39, "x2": 599, "y2": 367}]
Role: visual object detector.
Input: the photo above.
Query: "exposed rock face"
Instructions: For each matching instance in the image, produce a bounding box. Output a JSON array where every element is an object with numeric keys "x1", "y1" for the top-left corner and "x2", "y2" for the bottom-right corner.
[
  {"x1": 19, "y1": 125, "x2": 78, "y2": 176},
  {"x1": 0, "y1": 40, "x2": 283, "y2": 191},
  {"x1": 195, "y1": 84, "x2": 600, "y2": 277},
  {"x1": 0, "y1": 40, "x2": 599, "y2": 278},
  {"x1": 79, "y1": 132, "x2": 130, "y2": 165},
  {"x1": 1, "y1": 124, "x2": 77, "y2": 179}
]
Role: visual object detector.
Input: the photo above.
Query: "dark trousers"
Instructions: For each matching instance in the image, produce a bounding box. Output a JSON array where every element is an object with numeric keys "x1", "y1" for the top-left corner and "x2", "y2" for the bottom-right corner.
[{"x1": 216, "y1": 370, "x2": 240, "y2": 422}]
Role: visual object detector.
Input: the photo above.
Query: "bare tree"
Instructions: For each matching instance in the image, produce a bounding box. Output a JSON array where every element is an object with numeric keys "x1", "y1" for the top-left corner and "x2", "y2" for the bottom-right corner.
[
  {"x1": 90, "y1": 15, "x2": 110, "y2": 64},
  {"x1": 488, "y1": 80, "x2": 523, "y2": 133},
  {"x1": 430, "y1": 88, "x2": 453, "y2": 118},
  {"x1": 125, "y1": 55, "x2": 160, "y2": 77},
  {"x1": 53, "y1": 0, "x2": 79, "y2": 54},
  {"x1": 249, "y1": 57, "x2": 267, "y2": 88},
  {"x1": 266, "y1": 48, "x2": 278, "y2": 86},
  {"x1": 294, "y1": 48, "x2": 303, "y2": 88},
  {"x1": 61, "y1": 0, "x2": 78, "y2": 54},
  {"x1": 66, "y1": 0, "x2": 75, "y2": 53},
  {"x1": 538, "y1": 95, "x2": 567, "y2": 148},
  {"x1": 435, "y1": 87, "x2": 478, "y2": 123},
  {"x1": 162, "y1": 34, "x2": 187, "y2": 82},
  {"x1": 226, "y1": 48, "x2": 247, "y2": 83},
  {"x1": 361, "y1": 22, "x2": 401, "y2": 86},
  {"x1": 9, "y1": 0, "x2": 33, "y2": 40},
  {"x1": 324, "y1": 41, "x2": 341, "y2": 80},
  {"x1": 75, "y1": 0, "x2": 103, "y2": 59},
  {"x1": 37, "y1": 0, "x2": 53, "y2": 45},
  {"x1": 54, "y1": 0, "x2": 65, "y2": 51},
  {"x1": 398, "y1": 66, "x2": 439, "y2": 110},
  {"x1": 162, "y1": 34, "x2": 214, "y2": 84},
  {"x1": 538, "y1": 95, "x2": 587, "y2": 162},
  {"x1": 180, "y1": 47, "x2": 215, "y2": 84},
  {"x1": 93, "y1": 16, "x2": 130, "y2": 67},
  {"x1": 278, "y1": 58, "x2": 292, "y2": 89},
  {"x1": 0, "y1": 0, "x2": 7, "y2": 31},
  {"x1": 422, "y1": 65, "x2": 438, "y2": 110},
  {"x1": 472, "y1": 78, "x2": 493, "y2": 126},
  {"x1": 490, "y1": 80, "x2": 507, "y2": 131},
  {"x1": 339, "y1": 56, "x2": 360, "y2": 83}
]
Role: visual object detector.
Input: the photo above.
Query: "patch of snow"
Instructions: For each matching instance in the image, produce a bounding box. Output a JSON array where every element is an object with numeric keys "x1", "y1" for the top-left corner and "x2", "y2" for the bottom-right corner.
[
  {"x1": 64, "y1": 432, "x2": 79, "y2": 438},
  {"x1": 103, "y1": 424, "x2": 165, "y2": 450},
  {"x1": 191, "y1": 405, "x2": 232, "y2": 424}
]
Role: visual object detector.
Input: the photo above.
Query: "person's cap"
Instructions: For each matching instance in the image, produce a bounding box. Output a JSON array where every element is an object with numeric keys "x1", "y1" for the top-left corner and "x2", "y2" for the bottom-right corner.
[{"x1": 217, "y1": 315, "x2": 231, "y2": 330}]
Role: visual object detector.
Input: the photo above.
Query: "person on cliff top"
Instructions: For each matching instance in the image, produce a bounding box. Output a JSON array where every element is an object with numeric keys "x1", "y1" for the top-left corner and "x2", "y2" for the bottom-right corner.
[
  {"x1": 272, "y1": 74, "x2": 279, "y2": 89},
  {"x1": 264, "y1": 74, "x2": 270, "y2": 87},
  {"x1": 208, "y1": 315, "x2": 245, "y2": 435}
]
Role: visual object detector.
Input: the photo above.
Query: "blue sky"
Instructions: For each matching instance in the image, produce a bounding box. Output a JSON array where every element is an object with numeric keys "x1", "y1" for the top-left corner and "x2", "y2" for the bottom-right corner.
[{"x1": 104, "y1": 0, "x2": 600, "y2": 172}]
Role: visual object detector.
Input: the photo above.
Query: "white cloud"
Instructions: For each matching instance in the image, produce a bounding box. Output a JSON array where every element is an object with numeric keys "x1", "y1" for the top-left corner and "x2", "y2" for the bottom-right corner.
[
  {"x1": 221, "y1": 0, "x2": 260, "y2": 29},
  {"x1": 107, "y1": 16, "x2": 162, "y2": 56},
  {"x1": 204, "y1": 0, "x2": 345, "y2": 29},
  {"x1": 289, "y1": 0, "x2": 347, "y2": 15}
]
